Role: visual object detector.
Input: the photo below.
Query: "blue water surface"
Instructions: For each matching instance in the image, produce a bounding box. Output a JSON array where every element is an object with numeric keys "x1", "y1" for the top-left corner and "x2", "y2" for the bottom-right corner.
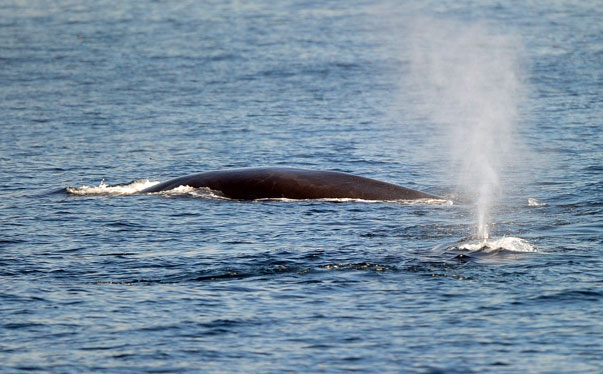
[{"x1": 1, "y1": 1, "x2": 601, "y2": 373}]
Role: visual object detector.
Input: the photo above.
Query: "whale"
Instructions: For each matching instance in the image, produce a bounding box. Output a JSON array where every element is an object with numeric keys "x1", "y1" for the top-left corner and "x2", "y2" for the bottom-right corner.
[{"x1": 141, "y1": 167, "x2": 441, "y2": 201}]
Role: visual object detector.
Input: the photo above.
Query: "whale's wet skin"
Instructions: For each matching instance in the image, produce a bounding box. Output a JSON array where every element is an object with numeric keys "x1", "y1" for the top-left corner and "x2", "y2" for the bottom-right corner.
[
  {"x1": 2, "y1": 1, "x2": 602, "y2": 374},
  {"x1": 140, "y1": 167, "x2": 443, "y2": 200}
]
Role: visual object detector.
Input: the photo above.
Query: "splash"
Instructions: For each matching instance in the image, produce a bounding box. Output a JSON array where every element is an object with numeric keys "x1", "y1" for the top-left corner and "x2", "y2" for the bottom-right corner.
[
  {"x1": 455, "y1": 236, "x2": 536, "y2": 253},
  {"x1": 66, "y1": 179, "x2": 158, "y2": 195},
  {"x1": 406, "y1": 18, "x2": 525, "y2": 239},
  {"x1": 66, "y1": 180, "x2": 225, "y2": 199}
]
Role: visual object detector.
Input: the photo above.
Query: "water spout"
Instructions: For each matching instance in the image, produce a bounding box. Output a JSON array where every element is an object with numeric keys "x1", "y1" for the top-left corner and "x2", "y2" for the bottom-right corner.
[{"x1": 405, "y1": 18, "x2": 525, "y2": 239}]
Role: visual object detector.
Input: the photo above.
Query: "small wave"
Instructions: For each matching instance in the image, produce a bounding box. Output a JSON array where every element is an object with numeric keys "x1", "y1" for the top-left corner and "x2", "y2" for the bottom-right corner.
[
  {"x1": 453, "y1": 237, "x2": 537, "y2": 253},
  {"x1": 94, "y1": 262, "x2": 398, "y2": 285},
  {"x1": 66, "y1": 179, "x2": 159, "y2": 196},
  {"x1": 532, "y1": 289, "x2": 603, "y2": 303}
]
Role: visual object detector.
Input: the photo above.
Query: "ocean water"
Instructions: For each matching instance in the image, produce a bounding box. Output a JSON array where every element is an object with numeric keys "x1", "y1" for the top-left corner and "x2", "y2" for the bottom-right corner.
[{"x1": 1, "y1": 1, "x2": 601, "y2": 373}]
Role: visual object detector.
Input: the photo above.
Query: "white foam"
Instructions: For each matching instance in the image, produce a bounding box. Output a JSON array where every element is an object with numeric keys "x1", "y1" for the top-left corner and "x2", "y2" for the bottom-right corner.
[
  {"x1": 66, "y1": 179, "x2": 159, "y2": 196},
  {"x1": 157, "y1": 186, "x2": 227, "y2": 200},
  {"x1": 254, "y1": 197, "x2": 453, "y2": 205},
  {"x1": 158, "y1": 185, "x2": 196, "y2": 195},
  {"x1": 455, "y1": 236, "x2": 536, "y2": 253}
]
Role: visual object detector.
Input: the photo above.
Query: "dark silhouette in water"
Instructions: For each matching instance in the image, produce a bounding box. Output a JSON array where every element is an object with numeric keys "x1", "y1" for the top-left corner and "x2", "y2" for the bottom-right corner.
[{"x1": 141, "y1": 167, "x2": 441, "y2": 200}]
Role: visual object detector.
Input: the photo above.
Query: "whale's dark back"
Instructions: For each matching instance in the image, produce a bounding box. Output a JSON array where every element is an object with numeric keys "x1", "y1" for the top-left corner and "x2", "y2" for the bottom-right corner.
[{"x1": 141, "y1": 167, "x2": 440, "y2": 200}]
